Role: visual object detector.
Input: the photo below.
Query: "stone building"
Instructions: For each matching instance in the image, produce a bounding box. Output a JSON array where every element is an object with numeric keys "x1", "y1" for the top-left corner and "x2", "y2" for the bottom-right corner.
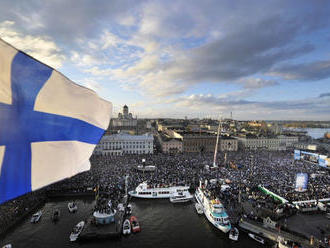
[
  {"x1": 109, "y1": 105, "x2": 137, "y2": 133},
  {"x1": 235, "y1": 135, "x2": 298, "y2": 151},
  {"x1": 94, "y1": 132, "x2": 153, "y2": 156},
  {"x1": 182, "y1": 132, "x2": 238, "y2": 153},
  {"x1": 157, "y1": 134, "x2": 183, "y2": 154}
]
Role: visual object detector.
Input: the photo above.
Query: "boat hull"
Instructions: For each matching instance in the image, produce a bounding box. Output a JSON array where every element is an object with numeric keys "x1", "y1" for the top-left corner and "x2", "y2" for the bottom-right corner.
[{"x1": 195, "y1": 191, "x2": 231, "y2": 233}]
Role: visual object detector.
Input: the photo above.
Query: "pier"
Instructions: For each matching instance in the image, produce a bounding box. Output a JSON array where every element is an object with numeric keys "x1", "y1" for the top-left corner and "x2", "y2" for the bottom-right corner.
[{"x1": 239, "y1": 218, "x2": 323, "y2": 248}]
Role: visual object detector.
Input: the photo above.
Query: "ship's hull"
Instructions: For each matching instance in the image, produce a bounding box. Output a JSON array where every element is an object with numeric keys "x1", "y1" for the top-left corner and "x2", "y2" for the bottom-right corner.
[
  {"x1": 129, "y1": 191, "x2": 173, "y2": 199},
  {"x1": 129, "y1": 185, "x2": 190, "y2": 199},
  {"x1": 195, "y1": 190, "x2": 231, "y2": 233}
]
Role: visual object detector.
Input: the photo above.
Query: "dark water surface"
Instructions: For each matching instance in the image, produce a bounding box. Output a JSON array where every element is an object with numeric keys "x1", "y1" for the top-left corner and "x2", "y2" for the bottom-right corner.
[{"x1": 1, "y1": 197, "x2": 267, "y2": 248}]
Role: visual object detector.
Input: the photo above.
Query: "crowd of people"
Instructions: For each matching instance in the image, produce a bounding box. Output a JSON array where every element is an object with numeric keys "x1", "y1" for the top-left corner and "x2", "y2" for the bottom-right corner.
[{"x1": 1, "y1": 149, "x2": 329, "y2": 235}]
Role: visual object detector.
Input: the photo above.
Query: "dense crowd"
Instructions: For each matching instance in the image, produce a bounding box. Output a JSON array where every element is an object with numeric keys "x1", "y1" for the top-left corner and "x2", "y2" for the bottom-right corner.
[{"x1": 1, "y1": 150, "x2": 329, "y2": 235}]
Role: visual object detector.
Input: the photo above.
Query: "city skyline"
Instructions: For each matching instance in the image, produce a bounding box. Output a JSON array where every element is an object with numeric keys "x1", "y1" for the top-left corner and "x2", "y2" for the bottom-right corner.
[{"x1": 0, "y1": 0, "x2": 330, "y2": 120}]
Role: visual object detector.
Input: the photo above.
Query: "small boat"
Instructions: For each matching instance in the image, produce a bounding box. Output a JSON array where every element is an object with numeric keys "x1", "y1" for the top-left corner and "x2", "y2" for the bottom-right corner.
[
  {"x1": 30, "y1": 211, "x2": 42, "y2": 223},
  {"x1": 248, "y1": 233, "x2": 264, "y2": 244},
  {"x1": 2, "y1": 244, "x2": 12, "y2": 248},
  {"x1": 51, "y1": 209, "x2": 60, "y2": 222},
  {"x1": 126, "y1": 204, "x2": 132, "y2": 215},
  {"x1": 117, "y1": 203, "x2": 125, "y2": 212},
  {"x1": 130, "y1": 216, "x2": 141, "y2": 233},
  {"x1": 229, "y1": 227, "x2": 239, "y2": 241},
  {"x1": 122, "y1": 219, "x2": 131, "y2": 235},
  {"x1": 169, "y1": 191, "x2": 193, "y2": 203},
  {"x1": 68, "y1": 202, "x2": 77, "y2": 213},
  {"x1": 195, "y1": 203, "x2": 203, "y2": 214},
  {"x1": 70, "y1": 221, "x2": 85, "y2": 242}
]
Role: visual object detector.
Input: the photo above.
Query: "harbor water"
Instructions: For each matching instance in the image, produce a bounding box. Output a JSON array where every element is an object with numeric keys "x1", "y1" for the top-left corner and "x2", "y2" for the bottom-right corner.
[{"x1": 1, "y1": 197, "x2": 266, "y2": 248}]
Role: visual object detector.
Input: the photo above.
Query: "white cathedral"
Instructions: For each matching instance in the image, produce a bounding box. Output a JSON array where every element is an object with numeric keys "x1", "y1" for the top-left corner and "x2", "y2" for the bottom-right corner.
[{"x1": 112, "y1": 105, "x2": 137, "y2": 128}]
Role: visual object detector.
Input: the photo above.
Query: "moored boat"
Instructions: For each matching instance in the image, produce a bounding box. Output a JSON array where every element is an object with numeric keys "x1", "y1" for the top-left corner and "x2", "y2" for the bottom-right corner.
[
  {"x1": 68, "y1": 202, "x2": 77, "y2": 213},
  {"x1": 122, "y1": 219, "x2": 131, "y2": 235},
  {"x1": 30, "y1": 211, "x2": 42, "y2": 223},
  {"x1": 248, "y1": 233, "x2": 264, "y2": 244},
  {"x1": 126, "y1": 204, "x2": 132, "y2": 215},
  {"x1": 229, "y1": 227, "x2": 239, "y2": 241},
  {"x1": 2, "y1": 244, "x2": 12, "y2": 248},
  {"x1": 129, "y1": 181, "x2": 190, "y2": 199},
  {"x1": 70, "y1": 221, "x2": 85, "y2": 242},
  {"x1": 169, "y1": 191, "x2": 193, "y2": 203},
  {"x1": 195, "y1": 203, "x2": 203, "y2": 214},
  {"x1": 195, "y1": 180, "x2": 231, "y2": 233},
  {"x1": 130, "y1": 216, "x2": 141, "y2": 233},
  {"x1": 51, "y1": 209, "x2": 60, "y2": 222}
]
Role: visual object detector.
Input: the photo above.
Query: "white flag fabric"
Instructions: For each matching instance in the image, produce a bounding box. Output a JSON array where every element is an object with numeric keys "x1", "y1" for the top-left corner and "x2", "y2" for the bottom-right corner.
[{"x1": 0, "y1": 39, "x2": 111, "y2": 204}]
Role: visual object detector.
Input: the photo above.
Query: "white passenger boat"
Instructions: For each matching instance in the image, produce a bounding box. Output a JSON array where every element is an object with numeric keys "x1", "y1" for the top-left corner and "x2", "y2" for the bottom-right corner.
[
  {"x1": 169, "y1": 191, "x2": 193, "y2": 203},
  {"x1": 129, "y1": 182, "x2": 190, "y2": 199},
  {"x1": 248, "y1": 233, "x2": 264, "y2": 244},
  {"x1": 195, "y1": 203, "x2": 203, "y2": 214},
  {"x1": 68, "y1": 202, "x2": 77, "y2": 213},
  {"x1": 122, "y1": 219, "x2": 131, "y2": 235},
  {"x1": 195, "y1": 180, "x2": 231, "y2": 233},
  {"x1": 30, "y1": 211, "x2": 42, "y2": 223},
  {"x1": 70, "y1": 221, "x2": 85, "y2": 242},
  {"x1": 229, "y1": 227, "x2": 239, "y2": 241}
]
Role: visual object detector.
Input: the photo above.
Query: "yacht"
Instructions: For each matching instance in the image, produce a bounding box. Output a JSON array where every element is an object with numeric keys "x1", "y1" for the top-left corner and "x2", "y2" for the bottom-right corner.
[
  {"x1": 195, "y1": 180, "x2": 231, "y2": 233},
  {"x1": 70, "y1": 221, "x2": 85, "y2": 242},
  {"x1": 229, "y1": 227, "x2": 239, "y2": 241},
  {"x1": 30, "y1": 211, "x2": 42, "y2": 223},
  {"x1": 129, "y1": 182, "x2": 190, "y2": 199},
  {"x1": 169, "y1": 191, "x2": 193, "y2": 203}
]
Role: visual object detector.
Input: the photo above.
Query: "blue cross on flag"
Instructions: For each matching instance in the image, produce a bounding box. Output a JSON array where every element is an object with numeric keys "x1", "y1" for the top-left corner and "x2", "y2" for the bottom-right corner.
[{"x1": 0, "y1": 39, "x2": 112, "y2": 204}]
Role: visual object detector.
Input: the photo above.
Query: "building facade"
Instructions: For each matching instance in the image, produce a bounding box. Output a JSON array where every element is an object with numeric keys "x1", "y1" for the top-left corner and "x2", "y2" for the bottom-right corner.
[
  {"x1": 236, "y1": 135, "x2": 298, "y2": 151},
  {"x1": 157, "y1": 134, "x2": 183, "y2": 153},
  {"x1": 94, "y1": 132, "x2": 153, "y2": 156},
  {"x1": 182, "y1": 133, "x2": 238, "y2": 153}
]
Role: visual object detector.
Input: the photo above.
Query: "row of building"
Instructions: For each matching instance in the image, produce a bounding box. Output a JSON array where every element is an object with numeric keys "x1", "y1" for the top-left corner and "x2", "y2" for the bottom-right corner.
[
  {"x1": 94, "y1": 132, "x2": 300, "y2": 156},
  {"x1": 93, "y1": 105, "x2": 310, "y2": 156}
]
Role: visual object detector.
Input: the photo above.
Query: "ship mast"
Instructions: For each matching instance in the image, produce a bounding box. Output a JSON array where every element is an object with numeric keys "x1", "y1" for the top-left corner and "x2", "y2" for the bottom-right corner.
[{"x1": 213, "y1": 117, "x2": 221, "y2": 167}]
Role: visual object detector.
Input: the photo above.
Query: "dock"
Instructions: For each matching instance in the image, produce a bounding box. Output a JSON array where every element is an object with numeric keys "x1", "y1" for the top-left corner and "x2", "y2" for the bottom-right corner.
[
  {"x1": 79, "y1": 194, "x2": 128, "y2": 241},
  {"x1": 239, "y1": 218, "x2": 322, "y2": 248}
]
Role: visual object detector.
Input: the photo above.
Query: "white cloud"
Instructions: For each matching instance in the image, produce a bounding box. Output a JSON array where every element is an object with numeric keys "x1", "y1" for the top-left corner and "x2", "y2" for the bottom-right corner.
[{"x1": 0, "y1": 20, "x2": 65, "y2": 68}]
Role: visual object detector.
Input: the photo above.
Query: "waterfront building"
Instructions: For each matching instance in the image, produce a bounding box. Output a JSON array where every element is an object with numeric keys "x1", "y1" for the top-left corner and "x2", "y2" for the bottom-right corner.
[
  {"x1": 236, "y1": 135, "x2": 298, "y2": 151},
  {"x1": 94, "y1": 132, "x2": 153, "y2": 156}
]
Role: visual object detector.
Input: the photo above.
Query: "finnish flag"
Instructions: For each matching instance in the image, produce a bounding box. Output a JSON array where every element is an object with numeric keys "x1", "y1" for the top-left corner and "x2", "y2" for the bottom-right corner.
[{"x1": 0, "y1": 39, "x2": 112, "y2": 204}]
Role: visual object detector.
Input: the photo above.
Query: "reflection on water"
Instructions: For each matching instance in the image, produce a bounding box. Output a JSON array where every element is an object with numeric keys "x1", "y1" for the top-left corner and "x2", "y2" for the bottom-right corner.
[{"x1": 1, "y1": 197, "x2": 267, "y2": 248}]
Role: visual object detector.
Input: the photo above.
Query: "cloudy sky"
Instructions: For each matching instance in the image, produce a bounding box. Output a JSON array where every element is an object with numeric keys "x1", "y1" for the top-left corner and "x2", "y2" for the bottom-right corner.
[{"x1": 0, "y1": 0, "x2": 329, "y2": 120}]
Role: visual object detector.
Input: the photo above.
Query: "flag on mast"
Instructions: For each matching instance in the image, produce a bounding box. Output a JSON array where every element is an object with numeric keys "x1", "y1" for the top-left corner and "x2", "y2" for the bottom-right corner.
[{"x1": 0, "y1": 39, "x2": 111, "y2": 204}]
